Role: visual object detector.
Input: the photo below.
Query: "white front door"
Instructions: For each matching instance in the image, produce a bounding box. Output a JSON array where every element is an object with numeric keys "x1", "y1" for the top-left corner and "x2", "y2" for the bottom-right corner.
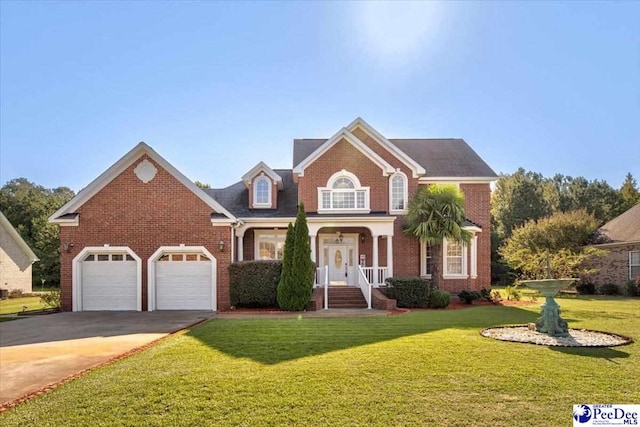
[{"x1": 329, "y1": 245, "x2": 348, "y2": 285}]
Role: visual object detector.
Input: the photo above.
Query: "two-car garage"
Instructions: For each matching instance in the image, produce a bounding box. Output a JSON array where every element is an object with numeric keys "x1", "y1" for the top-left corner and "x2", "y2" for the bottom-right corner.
[{"x1": 73, "y1": 246, "x2": 216, "y2": 311}]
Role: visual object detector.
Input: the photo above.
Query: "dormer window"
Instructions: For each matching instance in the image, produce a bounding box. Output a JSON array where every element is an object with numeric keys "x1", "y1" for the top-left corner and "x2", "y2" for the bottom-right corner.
[
  {"x1": 253, "y1": 175, "x2": 272, "y2": 208},
  {"x1": 318, "y1": 170, "x2": 370, "y2": 214}
]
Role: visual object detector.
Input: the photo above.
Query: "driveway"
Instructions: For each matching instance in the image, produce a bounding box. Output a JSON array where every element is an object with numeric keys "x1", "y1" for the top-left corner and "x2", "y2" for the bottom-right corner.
[{"x1": 0, "y1": 311, "x2": 213, "y2": 406}]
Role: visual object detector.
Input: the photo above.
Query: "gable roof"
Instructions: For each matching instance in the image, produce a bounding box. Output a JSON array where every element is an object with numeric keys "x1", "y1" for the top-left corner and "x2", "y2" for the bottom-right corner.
[
  {"x1": 390, "y1": 139, "x2": 497, "y2": 179},
  {"x1": 208, "y1": 169, "x2": 299, "y2": 218},
  {"x1": 347, "y1": 117, "x2": 426, "y2": 177},
  {"x1": 49, "y1": 142, "x2": 236, "y2": 224},
  {"x1": 241, "y1": 161, "x2": 284, "y2": 190},
  {"x1": 292, "y1": 119, "x2": 497, "y2": 180},
  {"x1": 0, "y1": 211, "x2": 39, "y2": 263},
  {"x1": 292, "y1": 127, "x2": 396, "y2": 177},
  {"x1": 596, "y1": 204, "x2": 640, "y2": 244}
]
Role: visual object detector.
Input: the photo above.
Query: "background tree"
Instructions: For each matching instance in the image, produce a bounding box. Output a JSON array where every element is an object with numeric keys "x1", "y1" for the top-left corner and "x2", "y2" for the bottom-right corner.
[
  {"x1": 404, "y1": 184, "x2": 472, "y2": 289},
  {"x1": 619, "y1": 172, "x2": 640, "y2": 213},
  {"x1": 491, "y1": 168, "x2": 549, "y2": 242},
  {"x1": 499, "y1": 210, "x2": 604, "y2": 280},
  {"x1": 0, "y1": 178, "x2": 75, "y2": 286},
  {"x1": 194, "y1": 181, "x2": 211, "y2": 189}
]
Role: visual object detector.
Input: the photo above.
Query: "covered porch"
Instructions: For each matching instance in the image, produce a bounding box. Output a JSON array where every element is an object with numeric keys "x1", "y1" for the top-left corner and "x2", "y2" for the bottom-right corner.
[{"x1": 234, "y1": 216, "x2": 396, "y2": 288}]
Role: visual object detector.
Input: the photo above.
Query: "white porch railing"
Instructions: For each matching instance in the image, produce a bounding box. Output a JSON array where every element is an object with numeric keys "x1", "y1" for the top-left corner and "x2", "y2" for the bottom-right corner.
[
  {"x1": 316, "y1": 266, "x2": 329, "y2": 309},
  {"x1": 357, "y1": 266, "x2": 372, "y2": 309},
  {"x1": 360, "y1": 267, "x2": 389, "y2": 286}
]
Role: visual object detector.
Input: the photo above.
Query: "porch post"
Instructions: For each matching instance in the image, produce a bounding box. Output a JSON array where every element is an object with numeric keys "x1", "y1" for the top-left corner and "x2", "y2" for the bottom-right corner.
[
  {"x1": 386, "y1": 235, "x2": 393, "y2": 280},
  {"x1": 310, "y1": 235, "x2": 316, "y2": 264},
  {"x1": 372, "y1": 235, "x2": 379, "y2": 285},
  {"x1": 237, "y1": 236, "x2": 243, "y2": 261}
]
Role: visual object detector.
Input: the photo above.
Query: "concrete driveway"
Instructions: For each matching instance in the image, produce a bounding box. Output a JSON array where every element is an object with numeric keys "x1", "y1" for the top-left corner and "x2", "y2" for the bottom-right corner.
[{"x1": 0, "y1": 311, "x2": 213, "y2": 406}]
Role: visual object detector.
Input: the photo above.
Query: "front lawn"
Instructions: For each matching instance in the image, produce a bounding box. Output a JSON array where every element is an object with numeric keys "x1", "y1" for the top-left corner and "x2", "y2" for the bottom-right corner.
[
  {"x1": 2, "y1": 296, "x2": 638, "y2": 426},
  {"x1": 0, "y1": 297, "x2": 46, "y2": 315}
]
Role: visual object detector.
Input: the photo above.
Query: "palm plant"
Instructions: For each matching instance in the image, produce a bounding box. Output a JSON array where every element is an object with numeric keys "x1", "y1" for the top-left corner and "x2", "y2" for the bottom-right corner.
[{"x1": 404, "y1": 185, "x2": 472, "y2": 288}]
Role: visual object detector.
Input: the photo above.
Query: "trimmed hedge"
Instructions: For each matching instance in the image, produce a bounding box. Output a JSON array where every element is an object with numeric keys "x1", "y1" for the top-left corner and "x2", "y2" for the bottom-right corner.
[
  {"x1": 229, "y1": 261, "x2": 282, "y2": 307},
  {"x1": 384, "y1": 277, "x2": 434, "y2": 308}
]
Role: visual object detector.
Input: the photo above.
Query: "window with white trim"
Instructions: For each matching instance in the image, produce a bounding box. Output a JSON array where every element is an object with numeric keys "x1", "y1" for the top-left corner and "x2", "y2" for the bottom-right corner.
[
  {"x1": 443, "y1": 239, "x2": 467, "y2": 277},
  {"x1": 390, "y1": 172, "x2": 407, "y2": 212},
  {"x1": 630, "y1": 251, "x2": 640, "y2": 280},
  {"x1": 255, "y1": 230, "x2": 287, "y2": 260},
  {"x1": 253, "y1": 175, "x2": 271, "y2": 207},
  {"x1": 318, "y1": 170, "x2": 370, "y2": 213},
  {"x1": 420, "y1": 242, "x2": 434, "y2": 277}
]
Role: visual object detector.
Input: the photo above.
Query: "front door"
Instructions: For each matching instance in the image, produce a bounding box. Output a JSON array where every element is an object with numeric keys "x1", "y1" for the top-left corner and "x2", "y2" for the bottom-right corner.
[{"x1": 329, "y1": 245, "x2": 348, "y2": 285}]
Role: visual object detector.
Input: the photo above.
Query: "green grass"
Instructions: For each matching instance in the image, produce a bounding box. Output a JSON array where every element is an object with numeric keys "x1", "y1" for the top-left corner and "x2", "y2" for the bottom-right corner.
[
  {"x1": 0, "y1": 297, "x2": 46, "y2": 315},
  {"x1": 2, "y1": 296, "x2": 638, "y2": 426}
]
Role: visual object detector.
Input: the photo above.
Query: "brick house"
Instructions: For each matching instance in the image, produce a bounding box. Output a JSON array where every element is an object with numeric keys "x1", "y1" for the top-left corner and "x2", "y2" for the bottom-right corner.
[
  {"x1": 50, "y1": 118, "x2": 497, "y2": 311},
  {"x1": 587, "y1": 204, "x2": 640, "y2": 287},
  {"x1": 1, "y1": 211, "x2": 39, "y2": 294}
]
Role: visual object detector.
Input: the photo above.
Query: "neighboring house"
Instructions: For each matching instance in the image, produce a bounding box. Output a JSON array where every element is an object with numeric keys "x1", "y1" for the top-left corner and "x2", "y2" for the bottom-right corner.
[
  {"x1": 587, "y1": 204, "x2": 640, "y2": 286},
  {"x1": 49, "y1": 118, "x2": 497, "y2": 312},
  {"x1": 0, "y1": 211, "x2": 39, "y2": 293}
]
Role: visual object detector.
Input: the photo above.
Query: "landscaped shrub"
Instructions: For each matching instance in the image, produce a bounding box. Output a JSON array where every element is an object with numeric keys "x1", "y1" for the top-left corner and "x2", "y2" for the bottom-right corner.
[
  {"x1": 624, "y1": 279, "x2": 640, "y2": 297},
  {"x1": 384, "y1": 277, "x2": 433, "y2": 308},
  {"x1": 458, "y1": 290, "x2": 481, "y2": 304},
  {"x1": 429, "y1": 290, "x2": 451, "y2": 308},
  {"x1": 575, "y1": 281, "x2": 596, "y2": 295},
  {"x1": 40, "y1": 289, "x2": 61, "y2": 310},
  {"x1": 8, "y1": 289, "x2": 23, "y2": 299},
  {"x1": 230, "y1": 260, "x2": 282, "y2": 307},
  {"x1": 598, "y1": 283, "x2": 620, "y2": 296},
  {"x1": 504, "y1": 285, "x2": 521, "y2": 301}
]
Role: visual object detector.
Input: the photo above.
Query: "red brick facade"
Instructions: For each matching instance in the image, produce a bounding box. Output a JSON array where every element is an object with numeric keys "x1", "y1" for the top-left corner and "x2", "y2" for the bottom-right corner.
[
  {"x1": 55, "y1": 121, "x2": 494, "y2": 311},
  {"x1": 59, "y1": 154, "x2": 232, "y2": 311}
]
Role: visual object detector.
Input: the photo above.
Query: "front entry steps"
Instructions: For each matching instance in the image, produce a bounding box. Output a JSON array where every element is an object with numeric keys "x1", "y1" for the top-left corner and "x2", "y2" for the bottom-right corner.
[{"x1": 327, "y1": 287, "x2": 368, "y2": 309}]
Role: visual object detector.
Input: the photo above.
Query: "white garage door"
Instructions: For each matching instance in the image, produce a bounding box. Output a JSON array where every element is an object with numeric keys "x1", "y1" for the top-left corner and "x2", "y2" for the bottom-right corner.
[
  {"x1": 155, "y1": 253, "x2": 212, "y2": 310},
  {"x1": 81, "y1": 253, "x2": 137, "y2": 310}
]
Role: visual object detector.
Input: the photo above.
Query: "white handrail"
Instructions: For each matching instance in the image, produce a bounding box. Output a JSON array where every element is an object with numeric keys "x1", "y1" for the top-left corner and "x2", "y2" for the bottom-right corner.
[
  {"x1": 323, "y1": 265, "x2": 329, "y2": 310},
  {"x1": 357, "y1": 265, "x2": 372, "y2": 309}
]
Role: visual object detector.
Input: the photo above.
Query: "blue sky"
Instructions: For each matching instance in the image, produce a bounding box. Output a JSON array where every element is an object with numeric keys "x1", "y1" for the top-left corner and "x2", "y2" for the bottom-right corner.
[{"x1": 1, "y1": 1, "x2": 638, "y2": 192}]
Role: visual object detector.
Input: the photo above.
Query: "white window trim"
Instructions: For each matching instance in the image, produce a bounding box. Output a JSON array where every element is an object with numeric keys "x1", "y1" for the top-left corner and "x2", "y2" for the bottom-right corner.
[
  {"x1": 72, "y1": 246, "x2": 142, "y2": 312},
  {"x1": 318, "y1": 170, "x2": 370, "y2": 214},
  {"x1": 470, "y1": 235, "x2": 478, "y2": 279},
  {"x1": 389, "y1": 171, "x2": 408, "y2": 214},
  {"x1": 253, "y1": 174, "x2": 272, "y2": 208},
  {"x1": 630, "y1": 251, "x2": 640, "y2": 280},
  {"x1": 442, "y1": 239, "x2": 468, "y2": 279},
  {"x1": 419, "y1": 241, "x2": 433, "y2": 279},
  {"x1": 254, "y1": 230, "x2": 287, "y2": 260}
]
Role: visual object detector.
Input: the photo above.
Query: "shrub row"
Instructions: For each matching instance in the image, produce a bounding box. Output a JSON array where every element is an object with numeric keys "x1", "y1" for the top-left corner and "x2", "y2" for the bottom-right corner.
[
  {"x1": 229, "y1": 261, "x2": 282, "y2": 308},
  {"x1": 384, "y1": 277, "x2": 443, "y2": 308}
]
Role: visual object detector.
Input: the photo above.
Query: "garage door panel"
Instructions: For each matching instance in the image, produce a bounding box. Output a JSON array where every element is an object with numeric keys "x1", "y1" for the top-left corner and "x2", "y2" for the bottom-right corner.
[
  {"x1": 155, "y1": 259, "x2": 212, "y2": 310},
  {"x1": 82, "y1": 259, "x2": 137, "y2": 311}
]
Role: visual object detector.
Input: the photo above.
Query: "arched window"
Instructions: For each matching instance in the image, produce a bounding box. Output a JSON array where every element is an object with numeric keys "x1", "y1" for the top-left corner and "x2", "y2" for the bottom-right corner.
[
  {"x1": 389, "y1": 172, "x2": 407, "y2": 212},
  {"x1": 318, "y1": 170, "x2": 370, "y2": 212},
  {"x1": 254, "y1": 176, "x2": 271, "y2": 206}
]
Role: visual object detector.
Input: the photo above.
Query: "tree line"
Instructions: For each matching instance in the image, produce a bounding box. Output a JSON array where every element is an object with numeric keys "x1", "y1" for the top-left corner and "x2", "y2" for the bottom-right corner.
[
  {"x1": 492, "y1": 169, "x2": 639, "y2": 284},
  {"x1": 0, "y1": 178, "x2": 75, "y2": 287}
]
